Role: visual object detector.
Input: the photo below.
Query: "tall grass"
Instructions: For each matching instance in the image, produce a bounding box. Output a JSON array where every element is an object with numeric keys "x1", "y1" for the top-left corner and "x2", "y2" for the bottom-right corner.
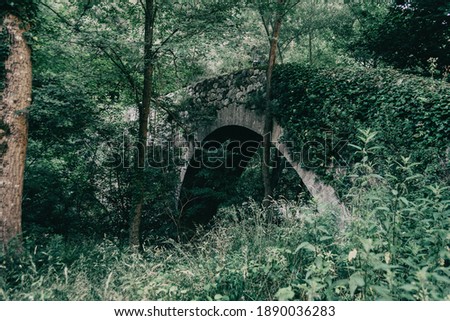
[{"x1": 1, "y1": 130, "x2": 449, "y2": 300}]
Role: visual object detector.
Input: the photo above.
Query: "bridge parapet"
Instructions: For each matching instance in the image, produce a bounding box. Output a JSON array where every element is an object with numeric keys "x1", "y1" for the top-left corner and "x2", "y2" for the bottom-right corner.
[
  {"x1": 185, "y1": 68, "x2": 266, "y2": 141},
  {"x1": 188, "y1": 68, "x2": 266, "y2": 109}
]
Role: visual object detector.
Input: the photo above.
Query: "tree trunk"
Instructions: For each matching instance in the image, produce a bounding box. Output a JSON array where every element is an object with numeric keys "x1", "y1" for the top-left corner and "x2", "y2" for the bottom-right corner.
[
  {"x1": 308, "y1": 31, "x2": 313, "y2": 65},
  {"x1": 0, "y1": 14, "x2": 32, "y2": 251},
  {"x1": 129, "y1": 0, "x2": 154, "y2": 249},
  {"x1": 262, "y1": 0, "x2": 284, "y2": 207}
]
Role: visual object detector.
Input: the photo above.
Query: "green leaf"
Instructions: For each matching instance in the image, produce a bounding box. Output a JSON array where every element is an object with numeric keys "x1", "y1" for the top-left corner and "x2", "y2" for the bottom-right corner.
[
  {"x1": 294, "y1": 242, "x2": 315, "y2": 253},
  {"x1": 399, "y1": 284, "x2": 418, "y2": 292},
  {"x1": 399, "y1": 197, "x2": 409, "y2": 205},
  {"x1": 348, "y1": 143, "x2": 362, "y2": 151},
  {"x1": 358, "y1": 237, "x2": 373, "y2": 253},
  {"x1": 274, "y1": 286, "x2": 295, "y2": 301},
  {"x1": 214, "y1": 294, "x2": 222, "y2": 300},
  {"x1": 371, "y1": 285, "x2": 392, "y2": 300},
  {"x1": 349, "y1": 273, "x2": 365, "y2": 297}
]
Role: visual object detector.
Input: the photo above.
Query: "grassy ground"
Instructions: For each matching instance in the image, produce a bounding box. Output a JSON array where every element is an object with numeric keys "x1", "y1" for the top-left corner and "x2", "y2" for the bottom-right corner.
[{"x1": 1, "y1": 192, "x2": 448, "y2": 301}]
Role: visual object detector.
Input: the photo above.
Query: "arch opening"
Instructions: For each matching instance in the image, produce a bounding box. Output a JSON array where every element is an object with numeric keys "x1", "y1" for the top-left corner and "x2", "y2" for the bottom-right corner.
[{"x1": 177, "y1": 125, "x2": 311, "y2": 237}]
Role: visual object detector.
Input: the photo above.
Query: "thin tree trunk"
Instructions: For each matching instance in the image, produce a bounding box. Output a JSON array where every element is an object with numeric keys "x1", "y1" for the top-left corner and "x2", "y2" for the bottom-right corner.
[
  {"x1": 0, "y1": 14, "x2": 32, "y2": 251},
  {"x1": 262, "y1": 0, "x2": 284, "y2": 207},
  {"x1": 308, "y1": 31, "x2": 313, "y2": 65},
  {"x1": 129, "y1": 0, "x2": 155, "y2": 249}
]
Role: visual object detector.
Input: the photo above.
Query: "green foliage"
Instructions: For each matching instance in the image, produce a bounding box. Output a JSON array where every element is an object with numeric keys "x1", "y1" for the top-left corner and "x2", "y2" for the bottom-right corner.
[
  {"x1": 271, "y1": 63, "x2": 450, "y2": 193},
  {"x1": 0, "y1": 0, "x2": 38, "y2": 22},
  {"x1": 332, "y1": 2, "x2": 389, "y2": 68},
  {"x1": 338, "y1": 1, "x2": 450, "y2": 76},
  {"x1": 377, "y1": 0, "x2": 450, "y2": 75},
  {"x1": 335, "y1": 131, "x2": 450, "y2": 300},
  {"x1": 3, "y1": 141, "x2": 448, "y2": 300},
  {"x1": 20, "y1": 2, "x2": 177, "y2": 240},
  {"x1": 5, "y1": 0, "x2": 448, "y2": 302}
]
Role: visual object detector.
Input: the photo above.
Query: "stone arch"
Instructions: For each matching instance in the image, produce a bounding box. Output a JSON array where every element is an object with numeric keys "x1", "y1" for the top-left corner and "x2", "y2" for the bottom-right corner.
[
  {"x1": 179, "y1": 113, "x2": 347, "y2": 221},
  {"x1": 172, "y1": 68, "x2": 348, "y2": 223}
]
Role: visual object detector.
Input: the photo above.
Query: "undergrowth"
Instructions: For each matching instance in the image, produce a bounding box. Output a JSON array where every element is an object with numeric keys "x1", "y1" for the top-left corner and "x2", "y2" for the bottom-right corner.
[{"x1": 1, "y1": 130, "x2": 449, "y2": 301}]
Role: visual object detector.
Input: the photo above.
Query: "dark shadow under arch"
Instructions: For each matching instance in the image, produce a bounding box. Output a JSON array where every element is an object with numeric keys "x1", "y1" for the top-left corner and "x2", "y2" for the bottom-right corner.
[{"x1": 178, "y1": 125, "x2": 311, "y2": 234}]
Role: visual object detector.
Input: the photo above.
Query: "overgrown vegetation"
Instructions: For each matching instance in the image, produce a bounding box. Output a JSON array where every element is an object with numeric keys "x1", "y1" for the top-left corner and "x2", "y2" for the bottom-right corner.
[
  {"x1": 343, "y1": 1, "x2": 450, "y2": 77},
  {"x1": 1, "y1": 0, "x2": 449, "y2": 301},
  {"x1": 2, "y1": 131, "x2": 449, "y2": 300},
  {"x1": 271, "y1": 64, "x2": 450, "y2": 194}
]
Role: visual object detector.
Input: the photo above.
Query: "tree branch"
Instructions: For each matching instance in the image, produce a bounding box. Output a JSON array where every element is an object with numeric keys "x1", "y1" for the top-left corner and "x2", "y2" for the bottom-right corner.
[
  {"x1": 98, "y1": 46, "x2": 140, "y2": 106},
  {"x1": 139, "y1": 0, "x2": 146, "y2": 12},
  {"x1": 282, "y1": 0, "x2": 302, "y2": 18},
  {"x1": 37, "y1": 1, "x2": 74, "y2": 28},
  {"x1": 153, "y1": 28, "x2": 180, "y2": 58}
]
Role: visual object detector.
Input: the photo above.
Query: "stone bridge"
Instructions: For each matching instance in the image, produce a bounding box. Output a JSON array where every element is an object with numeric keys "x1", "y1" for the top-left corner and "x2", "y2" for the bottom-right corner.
[{"x1": 167, "y1": 68, "x2": 347, "y2": 220}]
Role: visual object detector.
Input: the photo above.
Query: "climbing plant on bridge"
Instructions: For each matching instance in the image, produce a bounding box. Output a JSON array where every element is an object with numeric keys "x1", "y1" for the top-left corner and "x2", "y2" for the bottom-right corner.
[{"x1": 271, "y1": 63, "x2": 450, "y2": 194}]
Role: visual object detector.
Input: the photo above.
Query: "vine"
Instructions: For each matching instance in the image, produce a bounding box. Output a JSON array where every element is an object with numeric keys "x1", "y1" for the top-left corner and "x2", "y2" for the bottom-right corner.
[{"x1": 270, "y1": 63, "x2": 450, "y2": 194}]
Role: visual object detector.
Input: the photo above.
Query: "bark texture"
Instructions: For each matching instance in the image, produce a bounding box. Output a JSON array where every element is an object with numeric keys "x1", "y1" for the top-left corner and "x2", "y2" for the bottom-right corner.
[
  {"x1": 0, "y1": 14, "x2": 32, "y2": 250},
  {"x1": 262, "y1": 0, "x2": 284, "y2": 206},
  {"x1": 129, "y1": 0, "x2": 154, "y2": 249}
]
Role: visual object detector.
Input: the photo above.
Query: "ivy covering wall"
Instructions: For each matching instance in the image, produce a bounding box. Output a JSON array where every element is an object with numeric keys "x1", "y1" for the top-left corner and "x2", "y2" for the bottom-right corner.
[{"x1": 272, "y1": 64, "x2": 450, "y2": 191}]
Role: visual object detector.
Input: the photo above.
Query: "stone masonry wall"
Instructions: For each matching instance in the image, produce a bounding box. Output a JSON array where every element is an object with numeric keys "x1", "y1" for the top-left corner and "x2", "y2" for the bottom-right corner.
[{"x1": 173, "y1": 68, "x2": 348, "y2": 222}]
